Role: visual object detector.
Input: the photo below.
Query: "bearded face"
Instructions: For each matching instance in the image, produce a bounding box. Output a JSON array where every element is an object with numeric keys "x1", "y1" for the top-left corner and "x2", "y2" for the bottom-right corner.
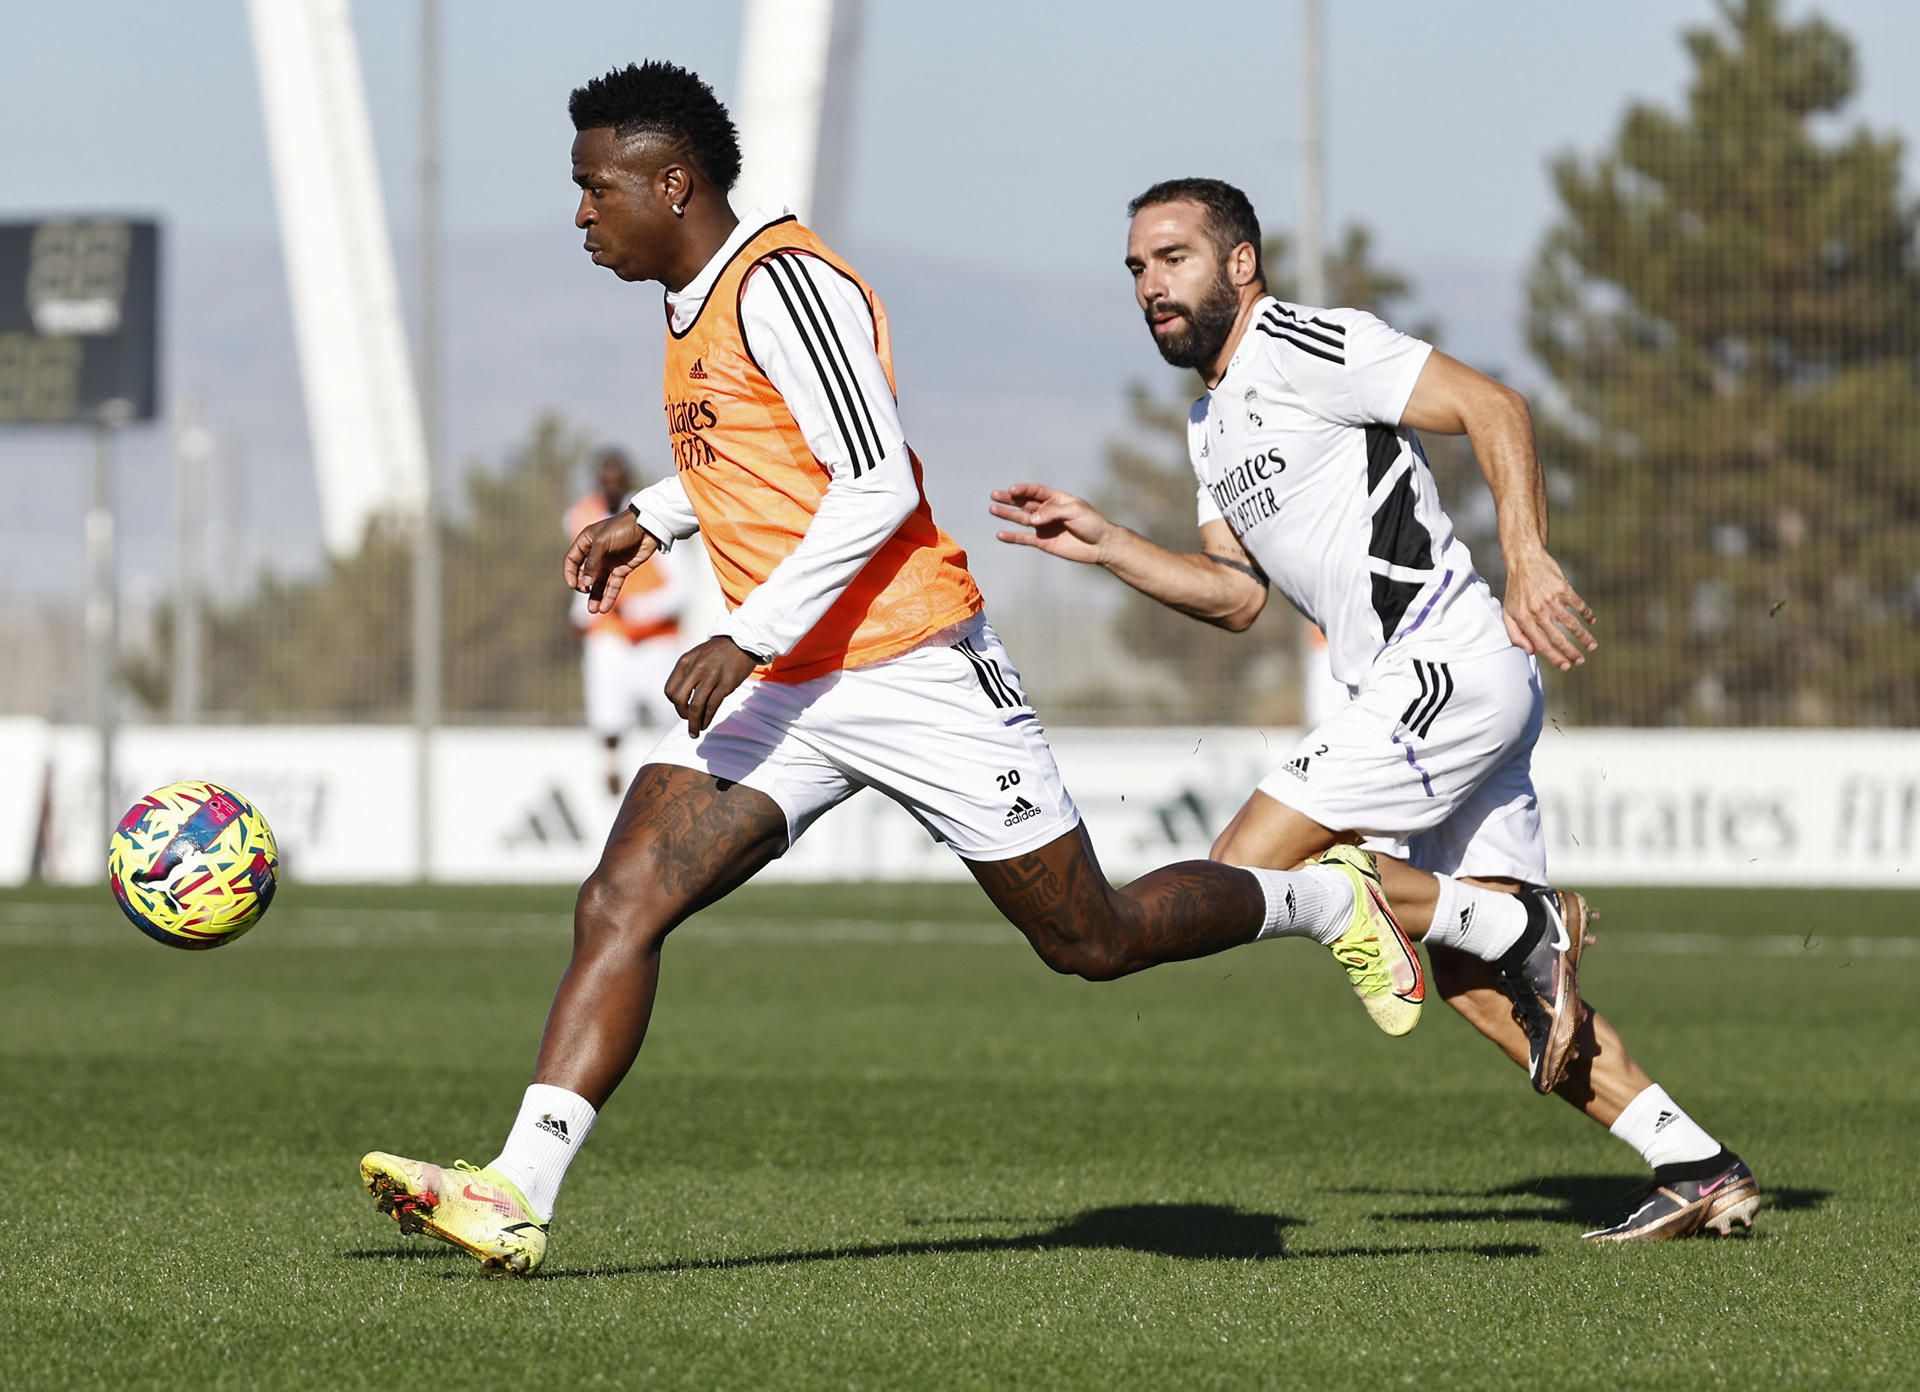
[{"x1": 1142, "y1": 258, "x2": 1240, "y2": 370}]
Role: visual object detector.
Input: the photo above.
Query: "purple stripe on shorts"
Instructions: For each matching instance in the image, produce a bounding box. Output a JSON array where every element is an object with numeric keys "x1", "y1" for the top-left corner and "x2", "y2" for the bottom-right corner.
[
  {"x1": 1388, "y1": 568, "x2": 1454, "y2": 646},
  {"x1": 1393, "y1": 731, "x2": 1436, "y2": 797},
  {"x1": 1004, "y1": 713, "x2": 1036, "y2": 726}
]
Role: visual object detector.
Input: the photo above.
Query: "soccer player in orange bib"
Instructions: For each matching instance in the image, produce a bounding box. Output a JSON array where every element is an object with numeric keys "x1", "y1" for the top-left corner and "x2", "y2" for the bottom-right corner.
[
  {"x1": 566, "y1": 446, "x2": 689, "y2": 795},
  {"x1": 357, "y1": 61, "x2": 1540, "y2": 1274}
]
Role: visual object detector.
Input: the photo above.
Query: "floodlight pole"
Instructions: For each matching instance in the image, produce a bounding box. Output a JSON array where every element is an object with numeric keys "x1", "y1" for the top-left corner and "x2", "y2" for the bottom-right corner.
[
  {"x1": 87, "y1": 409, "x2": 127, "y2": 842},
  {"x1": 412, "y1": 0, "x2": 443, "y2": 882},
  {"x1": 1298, "y1": 0, "x2": 1327, "y2": 306},
  {"x1": 172, "y1": 393, "x2": 208, "y2": 723},
  {"x1": 1297, "y1": 0, "x2": 1328, "y2": 719}
]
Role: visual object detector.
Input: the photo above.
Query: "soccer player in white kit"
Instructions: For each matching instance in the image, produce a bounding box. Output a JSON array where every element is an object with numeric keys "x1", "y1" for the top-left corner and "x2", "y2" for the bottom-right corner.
[{"x1": 993, "y1": 178, "x2": 1759, "y2": 1242}]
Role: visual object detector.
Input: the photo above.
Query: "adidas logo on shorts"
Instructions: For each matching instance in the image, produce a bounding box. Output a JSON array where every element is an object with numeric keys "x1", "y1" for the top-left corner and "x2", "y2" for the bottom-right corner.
[
  {"x1": 1003, "y1": 796, "x2": 1040, "y2": 827},
  {"x1": 1282, "y1": 755, "x2": 1311, "y2": 781}
]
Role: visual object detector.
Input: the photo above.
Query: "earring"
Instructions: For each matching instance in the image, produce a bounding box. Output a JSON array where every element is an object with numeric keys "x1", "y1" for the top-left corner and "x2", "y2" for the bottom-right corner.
[{"x1": 671, "y1": 203, "x2": 685, "y2": 216}]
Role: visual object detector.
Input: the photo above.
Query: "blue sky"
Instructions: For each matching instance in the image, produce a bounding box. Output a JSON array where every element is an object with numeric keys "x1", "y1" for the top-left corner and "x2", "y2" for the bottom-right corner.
[
  {"x1": 12, "y1": 2, "x2": 1917, "y2": 273},
  {"x1": 4, "y1": 0, "x2": 1918, "y2": 614}
]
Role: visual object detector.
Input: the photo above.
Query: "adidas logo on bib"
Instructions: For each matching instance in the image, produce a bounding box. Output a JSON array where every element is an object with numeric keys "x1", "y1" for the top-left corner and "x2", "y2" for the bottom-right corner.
[
  {"x1": 688, "y1": 357, "x2": 708, "y2": 379},
  {"x1": 1003, "y1": 796, "x2": 1040, "y2": 827}
]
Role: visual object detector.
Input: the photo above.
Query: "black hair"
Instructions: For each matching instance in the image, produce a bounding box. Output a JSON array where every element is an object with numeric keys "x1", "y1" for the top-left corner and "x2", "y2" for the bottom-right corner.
[
  {"x1": 1127, "y1": 178, "x2": 1265, "y2": 285},
  {"x1": 568, "y1": 61, "x2": 742, "y2": 191}
]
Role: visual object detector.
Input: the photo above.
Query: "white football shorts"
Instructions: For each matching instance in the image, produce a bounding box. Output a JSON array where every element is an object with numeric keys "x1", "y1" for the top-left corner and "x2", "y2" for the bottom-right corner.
[
  {"x1": 1257, "y1": 644, "x2": 1549, "y2": 883},
  {"x1": 583, "y1": 631, "x2": 683, "y2": 737},
  {"x1": 644, "y1": 613, "x2": 1081, "y2": 861}
]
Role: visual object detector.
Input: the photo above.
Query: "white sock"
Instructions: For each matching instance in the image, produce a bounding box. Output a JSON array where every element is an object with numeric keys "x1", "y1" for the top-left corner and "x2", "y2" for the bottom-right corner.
[
  {"x1": 1248, "y1": 865, "x2": 1354, "y2": 947},
  {"x1": 1610, "y1": 1083, "x2": 1721, "y2": 1168},
  {"x1": 1422, "y1": 876, "x2": 1529, "y2": 961},
  {"x1": 489, "y1": 1083, "x2": 598, "y2": 1220}
]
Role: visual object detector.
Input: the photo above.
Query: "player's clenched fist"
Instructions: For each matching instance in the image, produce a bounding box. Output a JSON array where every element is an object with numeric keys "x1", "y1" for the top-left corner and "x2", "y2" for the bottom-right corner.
[
  {"x1": 664, "y1": 636, "x2": 760, "y2": 737},
  {"x1": 989, "y1": 482, "x2": 1114, "y2": 565},
  {"x1": 564, "y1": 510, "x2": 662, "y2": 614}
]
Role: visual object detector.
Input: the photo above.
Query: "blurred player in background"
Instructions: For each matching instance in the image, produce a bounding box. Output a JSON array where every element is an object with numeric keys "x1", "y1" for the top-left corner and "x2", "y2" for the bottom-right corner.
[
  {"x1": 566, "y1": 446, "x2": 689, "y2": 795},
  {"x1": 358, "y1": 61, "x2": 1568, "y2": 1274},
  {"x1": 994, "y1": 178, "x2": 1756, "y2": 1243}
]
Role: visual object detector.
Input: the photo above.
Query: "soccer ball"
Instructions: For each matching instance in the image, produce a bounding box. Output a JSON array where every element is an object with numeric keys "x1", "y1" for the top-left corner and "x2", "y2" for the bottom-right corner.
[{"x1": 108, "y1": 780, "x2": 279, "y2": 950}]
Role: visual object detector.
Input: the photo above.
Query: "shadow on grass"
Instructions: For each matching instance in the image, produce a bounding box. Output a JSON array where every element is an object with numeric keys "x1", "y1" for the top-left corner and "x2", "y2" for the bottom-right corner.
[
  {"x1": 1337, "y1": 1175, "x2": 1831, "y2": 1230},
  {"x1": 341, "y1": 1246, "x2": 467, "y2": 1261},
  {"x1": 527, "y1": 1203, "x2": 1542, "y2": 1280}
]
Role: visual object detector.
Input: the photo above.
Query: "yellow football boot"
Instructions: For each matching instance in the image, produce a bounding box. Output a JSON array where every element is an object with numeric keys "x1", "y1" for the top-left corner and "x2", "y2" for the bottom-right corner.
[
  {"x1": 360, "y1": 1152, "x2": 548, "y2": 1275},
  {"x1": 1314, "y1": 844, "x2": 1426, "y2": 1037}
]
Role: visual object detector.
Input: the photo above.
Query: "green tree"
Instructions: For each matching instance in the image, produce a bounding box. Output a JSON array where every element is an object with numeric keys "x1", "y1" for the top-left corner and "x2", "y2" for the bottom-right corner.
[
  {"x1": 1528, "y1": 0, "x2": 1920, "y2": 725},
  {"x1": 129, "y1": 415, "x2": 595, "y2": 720},
  {"x1": 443, "y1": 416, "x2": 596, "y2": 718},
  {"x1": 1099, "y1": 226, "x2": 1460, "y2": 723}
]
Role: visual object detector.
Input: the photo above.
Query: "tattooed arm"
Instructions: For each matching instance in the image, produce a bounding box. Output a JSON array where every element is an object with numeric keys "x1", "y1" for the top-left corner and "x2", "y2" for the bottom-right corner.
[{"x1": 990, "y1": 483, "x2": 1269, "y2": 632}]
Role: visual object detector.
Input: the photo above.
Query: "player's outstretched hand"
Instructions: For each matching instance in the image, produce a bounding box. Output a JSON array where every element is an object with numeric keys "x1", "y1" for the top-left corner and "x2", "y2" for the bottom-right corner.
[
  {"x1": 1503, "y1": 550, "x2": 1598, "y2": 671},
  {"x1": 989, "y1": 482, "x2": 1112, "y2": 565},
  {"x1": 565, "y1": 511, "x2": 661, "y2": 614},
  {"x1": 665, "y1": 636, "x2": 760, "y2": 737}
]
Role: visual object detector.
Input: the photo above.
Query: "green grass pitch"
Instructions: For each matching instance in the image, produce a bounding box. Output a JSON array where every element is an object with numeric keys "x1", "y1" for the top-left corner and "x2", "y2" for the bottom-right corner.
[{"x1": 2, "y1": 880, "x2": 1915, "y2": 1389}]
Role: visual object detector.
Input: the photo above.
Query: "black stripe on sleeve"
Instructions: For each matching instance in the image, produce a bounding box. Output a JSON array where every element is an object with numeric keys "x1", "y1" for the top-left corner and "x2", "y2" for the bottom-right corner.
[
  {"x1": 1267, "y1": 303, "x2": 1344, "y2": 334},
  {"x1": 774, "y1": 254, "x2": 884, "y2": 473},
  {"x1": 1262, "y1": 309, "x2": 1345, "y2": 352},
  {"x1": 1253, "y1": 321, "x2": 1345, "y2": 365},
  {"x1": 1267, "y1": 303, "x2": 1347, "y2": 337},
  {"x1": 788, "y1": 257, "x2": 885, "y2": 466},
  {"x1": 761, "y1": 256, "x2": 875, "y2": 477}
]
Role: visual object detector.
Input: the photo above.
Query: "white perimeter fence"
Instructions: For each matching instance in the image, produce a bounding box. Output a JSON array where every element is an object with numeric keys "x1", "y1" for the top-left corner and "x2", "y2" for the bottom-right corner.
[{"x1": 2, "y1": 721, "x2": 1915, "y2": 889}]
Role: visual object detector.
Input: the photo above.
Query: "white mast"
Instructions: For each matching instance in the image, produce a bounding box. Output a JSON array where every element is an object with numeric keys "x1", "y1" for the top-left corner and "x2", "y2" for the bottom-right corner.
[
  {"x1": 246, "y1": 0, "x2": 429, "y2": 557},
  {"x1": 733, "y1": 0, "x2": 865, "y2": 229}
]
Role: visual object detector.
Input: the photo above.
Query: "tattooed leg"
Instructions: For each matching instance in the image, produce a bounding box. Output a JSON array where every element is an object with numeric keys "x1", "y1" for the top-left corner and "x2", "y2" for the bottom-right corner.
[
  {"x1": 531, "y1": 763, "x2": 789, "y2": 1107},
  {"x1": 966, "y1": 823, "x2": 1266, "y2": 981}
]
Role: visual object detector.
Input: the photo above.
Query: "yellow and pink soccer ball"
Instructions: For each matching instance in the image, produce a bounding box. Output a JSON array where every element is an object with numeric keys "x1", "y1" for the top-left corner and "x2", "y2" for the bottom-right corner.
[{"x1": 108, "y1": 780, "x2": 279, "y2": 950}]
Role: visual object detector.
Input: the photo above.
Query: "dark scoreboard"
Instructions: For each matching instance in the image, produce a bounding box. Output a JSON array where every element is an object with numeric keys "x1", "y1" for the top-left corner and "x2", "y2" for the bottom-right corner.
[{"x1": 0, "y1": 219, "x2": 159, "y2": 425}]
